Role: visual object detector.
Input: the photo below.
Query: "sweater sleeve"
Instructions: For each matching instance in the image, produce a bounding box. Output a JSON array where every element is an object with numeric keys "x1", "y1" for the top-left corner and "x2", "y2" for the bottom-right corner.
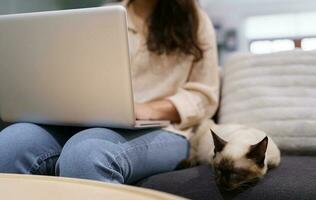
[{"x1": 167, "y1": 10, "x2": 220, "y2": 129}]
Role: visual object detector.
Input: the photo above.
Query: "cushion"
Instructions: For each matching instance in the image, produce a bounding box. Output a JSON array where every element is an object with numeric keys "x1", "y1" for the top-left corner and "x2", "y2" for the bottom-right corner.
[
  {"x1": 217, "y1": 50, "x2": 316, "y2": 154},
  {"x1": 137, "y1": 156, "x2": 316, "y2": 200}
]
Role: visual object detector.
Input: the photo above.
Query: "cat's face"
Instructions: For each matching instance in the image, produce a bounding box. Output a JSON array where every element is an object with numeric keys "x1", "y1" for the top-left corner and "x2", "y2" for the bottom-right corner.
[{"x1": 211, "y1": 131, "x2": 268, "y2": 191}]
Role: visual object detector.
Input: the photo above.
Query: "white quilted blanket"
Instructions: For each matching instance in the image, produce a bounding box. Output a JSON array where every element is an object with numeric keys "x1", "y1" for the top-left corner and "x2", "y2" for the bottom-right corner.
[{"x1": 218, "y1": 50, "x2": 316, "y2": 154}]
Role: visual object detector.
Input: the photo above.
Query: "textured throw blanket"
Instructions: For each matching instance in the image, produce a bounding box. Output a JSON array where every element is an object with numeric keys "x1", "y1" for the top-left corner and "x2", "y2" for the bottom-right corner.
[{"x1": 218, "y1": 50, "x2": 316, "y2": 154}]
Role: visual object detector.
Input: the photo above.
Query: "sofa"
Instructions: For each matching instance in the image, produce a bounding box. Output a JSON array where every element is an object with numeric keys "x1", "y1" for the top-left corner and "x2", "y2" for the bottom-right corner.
[
  {"x1": 1, "y1": 50, "x2": 316, "y2": 199},
  {"x1": 136, "y1": 50, "x2": 316, "y2": 200}
]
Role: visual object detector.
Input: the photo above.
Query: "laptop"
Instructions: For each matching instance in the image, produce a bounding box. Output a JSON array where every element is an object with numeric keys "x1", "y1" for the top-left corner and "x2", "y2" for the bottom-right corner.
[{"x1": 0, "y1": 6, "x2": 170, "y2": 129}]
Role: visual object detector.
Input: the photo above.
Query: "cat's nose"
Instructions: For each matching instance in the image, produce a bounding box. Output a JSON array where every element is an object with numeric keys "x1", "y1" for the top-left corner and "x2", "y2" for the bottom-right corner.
[{"x1": 221, "y1": 184, "x2": 235, "y2": 191}]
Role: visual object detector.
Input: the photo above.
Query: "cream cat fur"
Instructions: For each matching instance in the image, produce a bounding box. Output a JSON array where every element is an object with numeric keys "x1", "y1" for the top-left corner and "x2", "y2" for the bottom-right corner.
[{"x1": 188, "y1": 120, "x2": 281, "y2": 189}]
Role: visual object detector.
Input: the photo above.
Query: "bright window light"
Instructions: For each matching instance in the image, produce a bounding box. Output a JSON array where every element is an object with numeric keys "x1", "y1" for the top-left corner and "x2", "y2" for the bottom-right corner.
[
  {"x1": 302, "y1": 38, "x2": 316, "y2": 51},
  {"x1": 250, "y1": 39, "x2": 295, "y2": 54},
  {"x1": 245, "y1": 12, "x2": 316, "y2": 40},
  {"x1": 271, "y1": 40, "x2": 295, "y2": 52},
  {"x1": 250, "y1": 41, "x2": 273, "y2": 54}
]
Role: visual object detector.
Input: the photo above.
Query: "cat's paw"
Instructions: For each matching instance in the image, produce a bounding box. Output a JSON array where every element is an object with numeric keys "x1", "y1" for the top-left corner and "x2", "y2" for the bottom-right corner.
[
  {"x1": 268, "y1": 155, "x2": 281, "y2": 169},
  {"x1": 176, "y1": 159, "x2": 196, "y2": 170}
]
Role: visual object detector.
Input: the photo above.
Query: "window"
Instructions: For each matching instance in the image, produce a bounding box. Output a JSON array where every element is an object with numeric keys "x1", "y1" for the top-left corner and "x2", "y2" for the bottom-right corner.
[
  {"x1": 302, "y1": 38, "x2": 316, "y2": 51},
  {"x1": 246, "y1": 12, "x2": 316, "y2": 54},
  {"x1": 250, "y1": 39, "x2": 295, "y2": 54}
]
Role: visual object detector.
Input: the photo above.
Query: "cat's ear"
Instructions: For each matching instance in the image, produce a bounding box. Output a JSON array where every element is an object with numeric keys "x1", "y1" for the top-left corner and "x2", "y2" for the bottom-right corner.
[
  {"x1": 247, "y1": 136, "x2": 268, "y2": 167},
  {"x1": 211, "y1": 130, "x2": 227, "y2": 153}
]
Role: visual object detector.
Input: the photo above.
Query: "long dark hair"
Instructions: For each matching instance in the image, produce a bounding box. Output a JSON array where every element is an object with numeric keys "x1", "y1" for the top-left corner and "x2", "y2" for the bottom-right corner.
[{"x1": 128, "y1": 0, "x2": 203, "y2": 62}]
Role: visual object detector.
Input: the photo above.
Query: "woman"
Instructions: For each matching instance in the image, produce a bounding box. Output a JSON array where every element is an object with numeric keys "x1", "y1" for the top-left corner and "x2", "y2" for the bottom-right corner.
[{"x1": 0, "y1": 0, "x2": 219, "y2": 184}]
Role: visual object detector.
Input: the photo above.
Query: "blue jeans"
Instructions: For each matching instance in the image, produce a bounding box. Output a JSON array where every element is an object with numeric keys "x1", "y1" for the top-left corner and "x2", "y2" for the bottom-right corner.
[{"x1": 0, "y1": 123, "x2": 189, "y2": 184}]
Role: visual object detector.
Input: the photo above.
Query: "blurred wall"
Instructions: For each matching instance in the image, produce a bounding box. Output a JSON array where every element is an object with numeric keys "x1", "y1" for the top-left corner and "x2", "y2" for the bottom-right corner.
[
  {"x1": 203, "y1": 0, "x2": 316, "y2": 63},
  {"x1": 0, "y1": 1, "x2": 12, "y2": 15},
  {"x1": 0, "y1": 0, "x2": 123, "y2": 15},
  {"x1": 0, "y1": 0, "x2": 60, "y2": 14}
]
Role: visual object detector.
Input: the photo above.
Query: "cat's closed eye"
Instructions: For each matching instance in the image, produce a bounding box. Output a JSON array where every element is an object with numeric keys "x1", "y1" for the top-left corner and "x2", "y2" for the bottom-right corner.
[{"x1": 215, "y1": 168, "x2": 247, "y2": 180}]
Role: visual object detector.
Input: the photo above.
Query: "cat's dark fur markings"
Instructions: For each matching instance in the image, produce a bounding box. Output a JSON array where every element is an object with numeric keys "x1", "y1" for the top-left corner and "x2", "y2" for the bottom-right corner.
[{"x1": 188, "y1": 122, "x2": 281, "y2": 191}]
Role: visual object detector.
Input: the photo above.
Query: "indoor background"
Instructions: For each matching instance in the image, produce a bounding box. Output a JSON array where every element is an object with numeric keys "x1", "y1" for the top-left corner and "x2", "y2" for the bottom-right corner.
[{"x1": 1, "y1": 0, "x2": 316, "y2": 64}]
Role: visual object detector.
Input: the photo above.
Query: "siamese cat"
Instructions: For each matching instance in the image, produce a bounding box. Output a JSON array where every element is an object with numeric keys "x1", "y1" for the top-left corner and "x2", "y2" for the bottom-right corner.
[{"x1": 188, "y1": 121, "x2": 281, "y2": 191}]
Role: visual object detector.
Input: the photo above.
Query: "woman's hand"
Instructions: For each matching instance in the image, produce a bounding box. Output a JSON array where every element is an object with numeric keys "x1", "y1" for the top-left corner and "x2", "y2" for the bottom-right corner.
[
  {"x1": 135, "y1": 103, "x2": 156, "y2": 120},
  {"x1": 135, "y1": 100, "x2": 180, "y2": 123}
]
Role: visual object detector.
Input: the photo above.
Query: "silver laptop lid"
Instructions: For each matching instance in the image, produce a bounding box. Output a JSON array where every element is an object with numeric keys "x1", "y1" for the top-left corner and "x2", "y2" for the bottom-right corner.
[{"x1": 0, "y1": 6, "x2": 137, "y2": 128}]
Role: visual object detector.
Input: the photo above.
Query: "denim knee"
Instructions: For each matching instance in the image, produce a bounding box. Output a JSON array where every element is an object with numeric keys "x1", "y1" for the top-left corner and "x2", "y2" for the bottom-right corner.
[
  {"x1": 0, "y1": 123, "x2": 61, "y2": 174},
  {"x1": 56, "y1": 128, "x2": 126, "y2": 183},
  {"x1": 62, "y1": 128, "x2": 126, "y2": 145}
]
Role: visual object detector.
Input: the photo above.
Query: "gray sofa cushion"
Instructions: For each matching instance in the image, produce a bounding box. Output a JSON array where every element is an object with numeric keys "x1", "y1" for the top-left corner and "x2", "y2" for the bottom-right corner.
[
  {"x1": 217, "y1": 50, "x2": 316, "y2": 154},
  {"x1": 137, "y1": 156, "x2": 316, "y2": 200}
]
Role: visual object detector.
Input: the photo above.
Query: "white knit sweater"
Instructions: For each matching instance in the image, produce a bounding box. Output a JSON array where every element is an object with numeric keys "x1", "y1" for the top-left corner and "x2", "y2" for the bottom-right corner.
[{"x1": 122, "y1": 1, "x2": 220, "y2": 139}]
